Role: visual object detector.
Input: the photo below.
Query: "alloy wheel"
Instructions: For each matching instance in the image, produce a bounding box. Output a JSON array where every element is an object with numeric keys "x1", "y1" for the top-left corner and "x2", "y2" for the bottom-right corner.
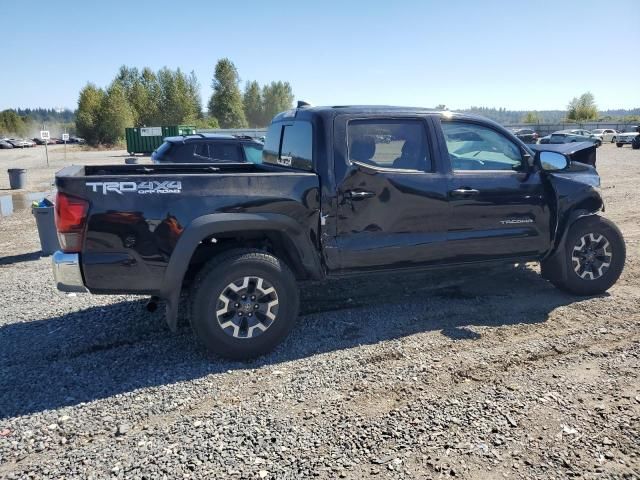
[
  {"x1": 215, "y1": 276, "x2": 279, "y2": 339},
  {"x1": 571, "y1": 233, "x2": 612, "y2": 280}
]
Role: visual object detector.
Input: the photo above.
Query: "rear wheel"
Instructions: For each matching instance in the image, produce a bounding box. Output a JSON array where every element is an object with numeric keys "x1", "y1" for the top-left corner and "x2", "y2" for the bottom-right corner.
[
  {"x1": 552, "y1": 217, "x2": 625, "y2": 296},
  {"x1": 611, "y1": 136, "x2": 616, "y2": 143},
  {"x1": 190, "y1": 250, "x2": 299, "y2": 360},
  {"x1": 616, "y1": 143, "x2": 623, "y2": 148}
]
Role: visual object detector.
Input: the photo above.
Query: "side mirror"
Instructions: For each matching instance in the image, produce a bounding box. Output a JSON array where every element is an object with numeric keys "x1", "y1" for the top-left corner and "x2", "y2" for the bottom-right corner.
[{"x1": 538, "y1": 151, "x2": 569, "y2": 171}]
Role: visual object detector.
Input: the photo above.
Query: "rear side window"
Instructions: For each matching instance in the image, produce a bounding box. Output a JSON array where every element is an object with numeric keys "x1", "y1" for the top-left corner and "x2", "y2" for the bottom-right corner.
[
  {"x1": 263, "y1": 124, "x2": 282, "y2": 165},
  {"x1": 210, "y1": 143, "x2": 241, "y2": 162},
  {"x1": 348, "y1": 119, "x2": 431, "y2": 171},
  {"x1": 263, "y1": 121, "x2": 313, "y2": 171}
]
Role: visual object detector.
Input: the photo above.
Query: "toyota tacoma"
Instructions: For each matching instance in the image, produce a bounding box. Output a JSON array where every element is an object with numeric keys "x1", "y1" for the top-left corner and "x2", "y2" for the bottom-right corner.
[{"x1": 52, "y1": 105, "x2": 626, "y2": 359}]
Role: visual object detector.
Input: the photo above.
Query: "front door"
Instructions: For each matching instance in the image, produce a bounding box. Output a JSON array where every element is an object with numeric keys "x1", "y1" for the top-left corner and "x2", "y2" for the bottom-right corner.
[
  {"x1": 334, "y1": 115, "x2": 450, "y2": 272},
  {"x1": 437, "y1": 119, "x2": 552, "y2": 262}
]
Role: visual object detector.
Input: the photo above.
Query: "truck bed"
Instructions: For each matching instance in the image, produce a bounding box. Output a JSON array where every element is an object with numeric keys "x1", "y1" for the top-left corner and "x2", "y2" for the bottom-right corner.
[
  {"x1": 58, "y1": 161, "x2": 304, "y2": 178},
  {"x1": 55, "y1": 162, "x2": 321, "y2": 295}
]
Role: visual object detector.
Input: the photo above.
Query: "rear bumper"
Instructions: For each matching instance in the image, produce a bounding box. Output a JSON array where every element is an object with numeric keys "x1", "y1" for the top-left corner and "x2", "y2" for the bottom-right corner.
[{"x1": 52, "y1": 251, "x2": 88, "y2": 292}]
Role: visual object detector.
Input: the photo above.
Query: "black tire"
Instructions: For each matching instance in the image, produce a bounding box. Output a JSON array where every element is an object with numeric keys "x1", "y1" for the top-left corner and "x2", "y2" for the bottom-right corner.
[
  {"x1": 190, "y1": 249, "x2": 299, "y2": 360},
  {"x1": 553, "y1": 217, "x2": 625, "y2": 296},
  {"x1": 611, "y1": 136, "x2": 616, "y2": 143},
  {"x1": 632, "y1": 142, "x2": 640, "y2": 150},
  {"x1": 616, "y1": 143, "x2": 623, "y2": 148}
]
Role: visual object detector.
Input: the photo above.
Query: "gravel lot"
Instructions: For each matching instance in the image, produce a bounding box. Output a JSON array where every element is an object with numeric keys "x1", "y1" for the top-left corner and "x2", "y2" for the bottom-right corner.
[{"x1": 0, "y1": 144, "x2": 638, "y2": 479}]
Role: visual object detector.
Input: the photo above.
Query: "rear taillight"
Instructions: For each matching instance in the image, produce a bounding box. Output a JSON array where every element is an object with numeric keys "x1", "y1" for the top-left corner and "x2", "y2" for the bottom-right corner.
[{"x1": 55, "y1": 192, "x2": 89, "y2": 252}]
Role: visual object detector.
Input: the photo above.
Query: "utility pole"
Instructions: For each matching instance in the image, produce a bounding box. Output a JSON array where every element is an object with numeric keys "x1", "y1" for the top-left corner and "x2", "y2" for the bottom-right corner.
[{"x1": 42, "y1": 123, "x2": 49, "y2": 167}]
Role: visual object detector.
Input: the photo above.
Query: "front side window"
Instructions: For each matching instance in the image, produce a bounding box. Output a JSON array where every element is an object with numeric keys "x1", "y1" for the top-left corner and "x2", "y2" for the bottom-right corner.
[
  {"x1": 169, "y1": 144, "x2": 195, "y2": 163},
  {"x1": 193, "y1": 143, "x2": 210, "y2": 161},
  {"x1": 347, "y1": 119, "x2": 431, "y2": 171},
  {"x1": 441, "y1": 121, "x2": 523, "y2": 171}
]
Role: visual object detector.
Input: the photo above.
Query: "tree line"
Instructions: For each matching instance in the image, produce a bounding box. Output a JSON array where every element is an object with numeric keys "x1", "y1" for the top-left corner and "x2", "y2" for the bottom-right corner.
[
  {"x1": 467, "y1": 92, "x2": 640, "y2": 125},
  {"x1": 75, "y1": 58, "x2": 295, "y2": 145},
  {"x1": 0, "y1": 108, "x2": 75, "y2": 138}
]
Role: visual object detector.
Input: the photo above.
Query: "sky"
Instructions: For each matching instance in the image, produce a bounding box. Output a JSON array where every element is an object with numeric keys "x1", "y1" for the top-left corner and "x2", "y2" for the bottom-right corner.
[{"x1": 2, "y1": 0, "x2": 639, "y2": 112}]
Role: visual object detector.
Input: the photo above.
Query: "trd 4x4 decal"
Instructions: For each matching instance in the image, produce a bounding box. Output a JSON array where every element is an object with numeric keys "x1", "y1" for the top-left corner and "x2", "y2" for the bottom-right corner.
[{"x1": 86, "y1": 181, "x2": 182, "y2": 195}]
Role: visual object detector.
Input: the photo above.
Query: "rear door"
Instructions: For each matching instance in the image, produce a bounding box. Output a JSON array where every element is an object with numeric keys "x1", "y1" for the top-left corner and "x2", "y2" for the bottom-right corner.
[
  {"x1": 333, "y1": 114, "x2": 450, "y2": 272},
  {"x1": 436, "y1": 118, "x2": 551, "y2": 262}
]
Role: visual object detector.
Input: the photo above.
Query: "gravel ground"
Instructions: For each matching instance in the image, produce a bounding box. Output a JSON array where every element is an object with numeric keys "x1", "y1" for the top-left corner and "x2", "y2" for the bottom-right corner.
[{"x1": 0, "y1": 144, "x2": 638, "y2": 479}]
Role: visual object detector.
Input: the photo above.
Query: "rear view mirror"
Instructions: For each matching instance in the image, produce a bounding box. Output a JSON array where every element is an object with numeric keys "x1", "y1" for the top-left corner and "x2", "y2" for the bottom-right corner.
[{"x1": 539, "y1": 151, "x2": 569, "y2": 171}]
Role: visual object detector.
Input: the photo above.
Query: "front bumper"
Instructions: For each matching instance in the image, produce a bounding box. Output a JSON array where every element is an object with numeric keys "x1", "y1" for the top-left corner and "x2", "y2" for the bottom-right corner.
[{"x1": 52, "y1": 251, "x2": 88, "y2": 292}]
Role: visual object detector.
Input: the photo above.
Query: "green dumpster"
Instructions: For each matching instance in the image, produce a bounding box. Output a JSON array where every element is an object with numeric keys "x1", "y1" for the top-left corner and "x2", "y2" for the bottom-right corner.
[{"x1": 125, "y1": 125, "x2": 197, "y2": 155}]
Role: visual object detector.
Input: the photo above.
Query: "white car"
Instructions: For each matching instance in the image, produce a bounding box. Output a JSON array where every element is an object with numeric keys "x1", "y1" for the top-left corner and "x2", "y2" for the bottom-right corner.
[
  {"x1": 615, "y1": 127, "x2": 639, "y2": 148},
  {"x1": 590, "y1": 128, "x2": 618, "y2": 143}
]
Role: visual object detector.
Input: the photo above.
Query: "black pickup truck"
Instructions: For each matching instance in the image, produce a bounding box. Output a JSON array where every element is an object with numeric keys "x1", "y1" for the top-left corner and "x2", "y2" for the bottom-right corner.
[{"x1": 52, "y1": 105, "x2": 625, "y2": 359}]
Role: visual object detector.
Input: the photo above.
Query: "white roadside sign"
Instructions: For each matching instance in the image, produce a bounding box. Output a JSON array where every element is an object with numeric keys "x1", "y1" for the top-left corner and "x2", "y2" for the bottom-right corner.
[
  {"x1": 140, "y1": 127, "x2": 163, "y2": 137},
  {"x1": 40, "y1": 130, "x2": 50, "y2": 140},
  {"x1": 62, "y1": 133, "x2": 70, "y2": 141}
]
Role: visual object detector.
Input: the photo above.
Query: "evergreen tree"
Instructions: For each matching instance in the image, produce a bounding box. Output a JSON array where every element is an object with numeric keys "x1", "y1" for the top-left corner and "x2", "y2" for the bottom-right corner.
[
  {"x1": 567, "y1": 92, "x2": 598, "y2": 121},
  {"x1": 0, "y1": 110, "x2": 28, "y2": 136},
  {"x1": 243, "y1": 81, "x2": 263, "y2": 127},
  {"x1": 262, "y1": 81, "x2": 294, "y2": 125},
  {"x1": 207, "y1": 58, "x2": 247, "y2": 128},
  {"x1": 98, "y1": 82, "x2": 134, "y2": 144},
  {"x1": 76, "y1": 83, "x2": 105, "y2": 145},
  {"x1": 522, "y1": 111, "x2": 541, "y2": 123}
]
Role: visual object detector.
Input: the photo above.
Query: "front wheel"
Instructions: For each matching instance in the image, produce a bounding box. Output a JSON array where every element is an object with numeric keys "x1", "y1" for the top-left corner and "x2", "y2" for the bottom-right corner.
[
  {"x1": 611, "y1": 136, "x2": 616, "y2": 143},
  {"x1": 552, "y1": 217, "x2": 625, "y2": 296},
  {"x1": 616, "y1": 143, "x2": 623, "y2": 148},
  {"x1": 190, "y1": 250, "x2": 299, "y2": 360}
]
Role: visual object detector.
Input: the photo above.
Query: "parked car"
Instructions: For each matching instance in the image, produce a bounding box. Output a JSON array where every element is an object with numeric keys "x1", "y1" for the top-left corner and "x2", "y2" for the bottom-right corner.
[
  {"x1": 590, "y1": 128, "x2": 618, "y2": 143},
  {"x1": 151, "y1": 134, "x2": 264, "y2": 164},
  {"x1": 539, "y1": 129, "x2": 601, "y2": 147},
  {"x1": 32, "y1": 137, "x2": 57, "y2": 145},
  {"x1": 0, "y1": 139, "x2": 14, "y2": 149},
  {"x1": 7, "y1": 138, "x2": 34, "y2": 148},
  {"x1": 615, "y1": 126, "x2": 639, "y2": 148},
  {"x1": 67, "y1": 136, "x2": 86, "y2": 144},
  {"x1": 509, "y1": 128, "x2": 539, "y2": 144},
  {"x1": 52, "y1": 105, "x2": 625, "y2": 359}
]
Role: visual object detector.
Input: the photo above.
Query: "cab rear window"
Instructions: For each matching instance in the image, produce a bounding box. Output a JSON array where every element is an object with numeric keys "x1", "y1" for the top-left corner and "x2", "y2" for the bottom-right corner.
[{"x1": 262, "y1": 121, "x2": 313, "y2": 171}]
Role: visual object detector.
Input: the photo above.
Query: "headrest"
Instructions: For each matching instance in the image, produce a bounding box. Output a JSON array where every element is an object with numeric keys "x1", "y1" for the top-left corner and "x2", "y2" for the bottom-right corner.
[{"x1": 350, "y1": 136, "x2": 376, "y2": 162}]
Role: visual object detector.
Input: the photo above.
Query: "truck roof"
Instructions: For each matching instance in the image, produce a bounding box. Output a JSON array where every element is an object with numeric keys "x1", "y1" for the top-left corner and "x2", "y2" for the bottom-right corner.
[
  {"x1": 272, "y1": 105, "x2": 500, "y2": 128},
  {"x1": 163, "y1": 133, "x2": 262, "y2": 143}
]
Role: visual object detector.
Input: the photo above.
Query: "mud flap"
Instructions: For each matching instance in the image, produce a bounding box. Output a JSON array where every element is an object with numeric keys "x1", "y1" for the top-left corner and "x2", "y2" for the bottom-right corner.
[
  {"x1": 164, "y1": 291, "x2": 181, "y2": 332},
  {"x1": 541, "y1": 249, "x2": 566, "y2": 283}
]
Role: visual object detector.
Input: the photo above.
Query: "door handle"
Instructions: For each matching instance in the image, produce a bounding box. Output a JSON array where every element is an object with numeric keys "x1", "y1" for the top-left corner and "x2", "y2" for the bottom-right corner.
[
  {"x1": 450, "y1": 188, "x2": 480, "y2": 197},
  {"x1": 346, "y1": 190, "x2": 375, "y2": 200}
]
